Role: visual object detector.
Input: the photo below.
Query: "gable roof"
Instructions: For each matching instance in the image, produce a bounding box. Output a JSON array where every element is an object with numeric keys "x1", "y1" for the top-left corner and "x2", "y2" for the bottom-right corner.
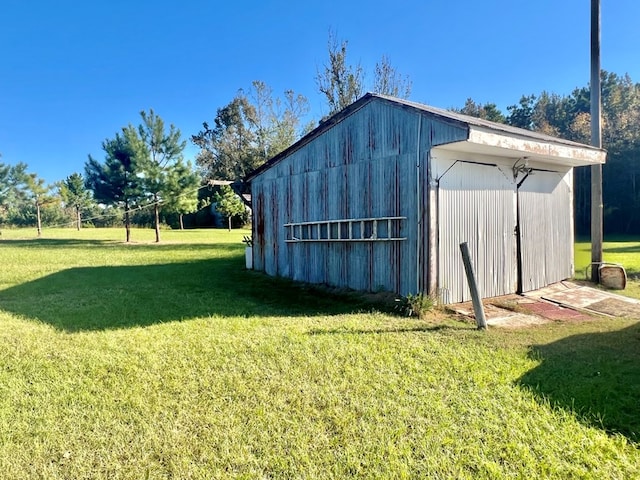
[{"x1": 245, "y1": 93, "x2": 606, "y2": 182}]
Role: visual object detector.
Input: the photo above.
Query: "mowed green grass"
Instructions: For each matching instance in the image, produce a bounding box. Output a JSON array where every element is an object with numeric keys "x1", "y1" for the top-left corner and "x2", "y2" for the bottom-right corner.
[{"x1": 0, "y1": 228, "x2": 638, "y2": 479}]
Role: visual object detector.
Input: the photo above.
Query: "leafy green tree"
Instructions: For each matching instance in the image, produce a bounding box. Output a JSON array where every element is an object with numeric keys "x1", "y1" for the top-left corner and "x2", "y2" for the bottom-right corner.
[
  {"x1": 506, "y1": 94, "x2": 537, "y2": 129},
  {"x1": 373, "y1": 55, "x2": 412, "y2": 99},
  {"x1": 134, "y1": 109, "x2": 190, "y2": 242},
  {"x1": 162, "y1": 159, "x2": 200, "y2": 230},
  {"x1": 214, "y1": 184, "x2": 245, "y2": 231},
  {"x1": 85, "y1": 129, "x2": 143, "y2": 242},
  {"x1": 0, "y1": 164, "x2": 59, "y2": 236},
  {"x1": 250, "y1": 80, "x2": 310, "y2": 158},
  {"x1": 193, "y1": 82, "x2": 309, "y2": 182},
  {"x1": 316, "y1": 30, "x2": 365, "y2": 117},
  {"x1": 59, "y1": 172, "x2": 92, "y2": 230},
  {"x1": 193, "y1": 95, "x2": 261, "y2": 182}
]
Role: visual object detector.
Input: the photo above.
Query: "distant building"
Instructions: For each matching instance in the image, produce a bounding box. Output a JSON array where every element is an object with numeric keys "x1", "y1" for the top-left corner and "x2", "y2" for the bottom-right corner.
[{"x1": 246, "y1": 94, "x2": 606, "y2": 303}]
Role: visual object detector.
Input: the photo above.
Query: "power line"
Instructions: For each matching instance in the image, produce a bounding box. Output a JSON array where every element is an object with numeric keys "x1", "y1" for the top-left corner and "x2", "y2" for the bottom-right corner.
[{"x1": 41, "y1": 182, "x2": 215, "y2": 230}]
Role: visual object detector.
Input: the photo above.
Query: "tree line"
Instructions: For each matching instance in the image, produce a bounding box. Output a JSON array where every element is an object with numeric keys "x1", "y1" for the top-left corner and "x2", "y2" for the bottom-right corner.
[{"x1": 0, "y1": 106, "x2": 251, "y2": 242}]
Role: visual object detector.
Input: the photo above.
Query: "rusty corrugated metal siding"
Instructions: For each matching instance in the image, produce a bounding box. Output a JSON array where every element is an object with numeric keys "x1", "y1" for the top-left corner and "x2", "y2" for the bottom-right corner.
[
  {"x1": 251, "y1": 100, "x2": 467, "y2": 295},
  {"x1": 251, "y1": 95, "x2": 583, "y2": 304}
]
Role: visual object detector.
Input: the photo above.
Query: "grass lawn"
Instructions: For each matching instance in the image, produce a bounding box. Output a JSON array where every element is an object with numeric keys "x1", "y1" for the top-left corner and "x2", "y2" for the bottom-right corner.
[
  {"x1": 575, "y1": 238, "x2": 640, "y2": 299},
  {"x1": 0, "y1": 228, "x2": 638, "y2": 478}
]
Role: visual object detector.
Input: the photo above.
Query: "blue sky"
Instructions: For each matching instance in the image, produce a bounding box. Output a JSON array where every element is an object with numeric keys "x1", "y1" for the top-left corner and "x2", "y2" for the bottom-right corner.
[{"x1": 1, "y1": 0, "x2": 639, "y2": 184}]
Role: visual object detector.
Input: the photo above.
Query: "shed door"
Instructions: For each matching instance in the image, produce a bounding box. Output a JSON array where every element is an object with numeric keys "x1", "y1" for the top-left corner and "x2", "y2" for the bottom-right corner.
[
  {"x1": 438, "y1": 162, "x2": 518, "y2": 303},
  {"x1": 517, "y1": 171, "x2": 573, "y2": 292}
]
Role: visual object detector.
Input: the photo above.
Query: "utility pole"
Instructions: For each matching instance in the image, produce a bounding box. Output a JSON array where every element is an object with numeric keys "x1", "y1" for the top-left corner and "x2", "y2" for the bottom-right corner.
[{"x1": 590, "y1": 0, "x2": 603, "y2": 282}]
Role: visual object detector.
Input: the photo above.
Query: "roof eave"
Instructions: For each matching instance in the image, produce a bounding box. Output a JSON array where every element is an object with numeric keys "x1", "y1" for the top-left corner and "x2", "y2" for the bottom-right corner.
[{"x1": 450, "y1": 126, "x2": 607, "y2": 167}]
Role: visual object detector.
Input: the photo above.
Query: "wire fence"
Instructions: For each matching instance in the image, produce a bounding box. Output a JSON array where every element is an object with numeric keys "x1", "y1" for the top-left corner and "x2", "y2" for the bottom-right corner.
[{"x1": 35, "y1": 183, "x2": 215, "y2": 230}]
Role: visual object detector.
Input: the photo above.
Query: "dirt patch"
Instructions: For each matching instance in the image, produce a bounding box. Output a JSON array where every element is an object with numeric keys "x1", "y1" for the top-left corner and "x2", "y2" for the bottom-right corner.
[
  {"x1": 587, "y1": 298, "x2": 640, "y2": 319},
  {"x1": 487, "y1": 314, "x2": 549, "y2": 328}
]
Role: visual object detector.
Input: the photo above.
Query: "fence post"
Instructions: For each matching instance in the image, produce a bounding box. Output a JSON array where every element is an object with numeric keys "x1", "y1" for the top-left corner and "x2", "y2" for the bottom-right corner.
[{"x1": 459, "y1": 242, "x2": 488, "y2": 330}]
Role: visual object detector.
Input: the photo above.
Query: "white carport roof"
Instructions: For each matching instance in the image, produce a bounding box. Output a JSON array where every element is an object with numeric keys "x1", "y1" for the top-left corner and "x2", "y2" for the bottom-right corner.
[{"x1": 435, "y1": 126, "x2": 605, "y2": 167}]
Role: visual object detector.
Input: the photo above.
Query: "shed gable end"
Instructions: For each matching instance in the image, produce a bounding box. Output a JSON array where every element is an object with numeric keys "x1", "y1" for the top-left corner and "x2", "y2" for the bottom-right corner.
[{"x1": 251, "y1": 99, "x2": 438, "y2": 294}]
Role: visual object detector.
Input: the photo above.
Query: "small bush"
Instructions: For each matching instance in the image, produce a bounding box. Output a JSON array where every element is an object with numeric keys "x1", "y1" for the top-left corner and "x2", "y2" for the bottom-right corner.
[{"x1": 395, "y1": 293, "x2": 436, "y2": 318}]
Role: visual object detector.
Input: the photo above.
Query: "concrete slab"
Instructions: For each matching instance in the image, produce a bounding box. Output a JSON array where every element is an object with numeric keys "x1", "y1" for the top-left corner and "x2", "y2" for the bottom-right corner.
[
  {"x1": 536, "y1": 284, "x2": 640, "y2": 319},
  {"x1": 449, "y1": 298, "x2": 550, "y2": 328},
  {"x1": 521, "y1": 280, "x2": 581, "y2": 300},
  {"x1": 542, "y1": 288, "x2": 612, "y2": 309},
  {"x1": 449, "y1": 281, "x2": 639, "y2": 327}
]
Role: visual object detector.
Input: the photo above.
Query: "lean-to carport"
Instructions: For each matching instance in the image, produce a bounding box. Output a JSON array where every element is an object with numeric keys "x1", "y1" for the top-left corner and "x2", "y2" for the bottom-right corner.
[{"x1": 429, "y1": 120, "x2": 605, "y2": 303}]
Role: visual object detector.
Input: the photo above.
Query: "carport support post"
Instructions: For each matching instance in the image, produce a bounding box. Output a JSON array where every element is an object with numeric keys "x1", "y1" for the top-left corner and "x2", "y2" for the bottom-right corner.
[{"x1": 459, "y1": 242, "x2": 487, "y2": 330}]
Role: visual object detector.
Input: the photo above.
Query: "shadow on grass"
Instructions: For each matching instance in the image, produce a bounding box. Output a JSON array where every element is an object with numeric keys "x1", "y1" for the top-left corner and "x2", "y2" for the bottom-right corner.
[
  {"x1": 0, "y1": 238, "x2": 115, "y2": 247},
  {"x1": 518, "y1": 322, "x2": 640, "y2": 443},
  {"x1": 0, "y1": 255, "x2": 390, "y2": 332},
  {"x1": 604, "y1": 244, "x2": 640, "y2": 254},
  {"x1": 0, "y1": 238, "x2": 230, "y2": 252},
  {"x1": 307, "y1": 324, "x2": 469, "y2": 335}
]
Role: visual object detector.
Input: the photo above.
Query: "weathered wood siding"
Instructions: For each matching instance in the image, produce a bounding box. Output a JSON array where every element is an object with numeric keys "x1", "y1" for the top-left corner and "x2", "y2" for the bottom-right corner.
[{"x1": 251, "y1": 99, "x2": 467, "y2": 295}]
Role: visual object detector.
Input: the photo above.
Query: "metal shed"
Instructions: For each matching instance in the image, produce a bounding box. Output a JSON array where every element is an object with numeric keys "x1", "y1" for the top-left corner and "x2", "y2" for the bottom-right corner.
[{"x1": 246, "y1": 93, "x2": 606, "y2": 304}]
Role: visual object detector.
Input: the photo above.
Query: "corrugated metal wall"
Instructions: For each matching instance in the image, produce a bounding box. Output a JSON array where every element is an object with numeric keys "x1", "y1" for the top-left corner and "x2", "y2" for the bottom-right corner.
[
  {"x1": 518, "y1": 170, "x2": 573, "y2": 291},
  {"x1": 437, "y1": 161, "x2": 518, "y2": 303},
  {"x1": 252, "y1": 97, "x2": 577, "y2": 303},
  {"x1": 251, "y1": 100, "x2": 467, "y2": 295}
]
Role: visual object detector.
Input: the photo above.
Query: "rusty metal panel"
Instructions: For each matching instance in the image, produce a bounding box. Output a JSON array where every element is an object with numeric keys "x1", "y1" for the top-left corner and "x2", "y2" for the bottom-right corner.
[
  {"x1": 288, "y1": 173, "x2": 304, "y2": 282},
  {"x1": 276, "y1": 175, "x2": 291, "y2": 278},
  {"x1": 305, "y1": 171, "x2": 324, "y2": 284},
  {"x1": 255, "y1": 179, "x2": 273, "y2": 275},
  {"x1": 252, "y1": 183, "x2": 266, "y2": 272},
  {"x1": 371, "y1": 157, "x2": 390, "y2": 290},
  {"x1": 344, "y1": 161, "x2": 366, "y2": 290},
  {"x1": 398, "y1": 152, "x2": 418, "y2": 295},
  {"x1": 323, "y1": 165, "x2": 344, "y2": 285},
  {"x1": 438, "y1": 161, "x2": 518, "y2": 303},
  {"x1": 421, "y1": 117, "x2": 469, "y2": 149},
  {"x1": 266, "y1": 179, "x2": 279, "y2": 276},
  {"x1": 518, "y1": 170, "x2": 573, "y2": 292}
]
